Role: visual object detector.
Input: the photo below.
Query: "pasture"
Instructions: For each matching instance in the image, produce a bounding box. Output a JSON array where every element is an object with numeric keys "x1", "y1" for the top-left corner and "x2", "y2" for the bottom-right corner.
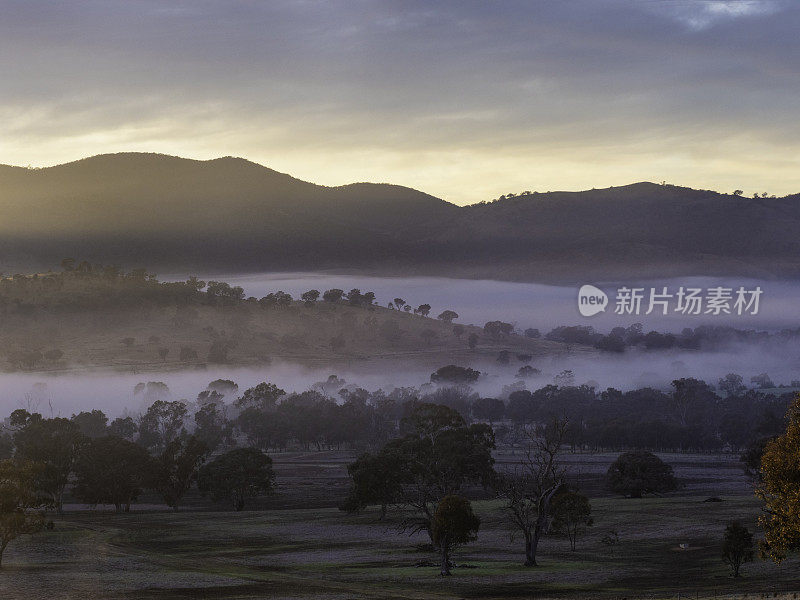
[{"x1": 2, "y1": 452, "x2": 798, "y2": 600}]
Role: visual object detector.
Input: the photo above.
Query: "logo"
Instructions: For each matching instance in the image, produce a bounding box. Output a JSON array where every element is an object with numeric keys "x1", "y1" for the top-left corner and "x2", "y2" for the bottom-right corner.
[{"x1": 578, "y1": 284, "x2": 608, "y2": 317}]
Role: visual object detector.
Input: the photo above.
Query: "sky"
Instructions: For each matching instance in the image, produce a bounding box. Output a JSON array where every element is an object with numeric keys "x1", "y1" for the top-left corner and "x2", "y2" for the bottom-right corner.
[{"x1": 0, "y1": 0, "x2": 798, "y2": 204}]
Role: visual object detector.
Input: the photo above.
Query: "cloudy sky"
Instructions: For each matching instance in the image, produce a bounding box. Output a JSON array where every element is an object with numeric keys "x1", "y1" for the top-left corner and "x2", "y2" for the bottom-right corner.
[{"x1": 0, "y1": 0, "x2": 797, "y2": 204}]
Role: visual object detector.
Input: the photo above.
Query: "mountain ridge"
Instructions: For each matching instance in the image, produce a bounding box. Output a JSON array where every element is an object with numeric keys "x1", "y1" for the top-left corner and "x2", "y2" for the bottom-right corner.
[{"x1": 1, "y1": 152, "x2": 799, "y2": 281}]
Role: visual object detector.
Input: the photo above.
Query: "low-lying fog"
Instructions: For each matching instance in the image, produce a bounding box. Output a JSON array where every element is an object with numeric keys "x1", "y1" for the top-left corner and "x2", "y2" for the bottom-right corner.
[
  {"x1": 2, "y1": 273, "x2": 798, "y2": 418},
  {"x1": 171, "y1": 272, "x2": 799, "y2": 333},
  {"x1": 2, "y1": 344, "x2": 799, "y2": 419}
]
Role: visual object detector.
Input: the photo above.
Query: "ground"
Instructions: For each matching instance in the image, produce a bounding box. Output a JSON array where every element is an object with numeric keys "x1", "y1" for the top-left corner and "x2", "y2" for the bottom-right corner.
[
  {"x1": 0, "y1": 296, "x2": 580, "y2": 374},
  {"x1": 2, "y1": 452, "x2": 798, "y2": 600}
]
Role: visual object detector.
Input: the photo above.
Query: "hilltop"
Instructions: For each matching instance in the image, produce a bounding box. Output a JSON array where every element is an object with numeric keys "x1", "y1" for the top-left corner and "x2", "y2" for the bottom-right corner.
[{"x1": 2, "y1": 154, "x2": 800, "y2": 281}]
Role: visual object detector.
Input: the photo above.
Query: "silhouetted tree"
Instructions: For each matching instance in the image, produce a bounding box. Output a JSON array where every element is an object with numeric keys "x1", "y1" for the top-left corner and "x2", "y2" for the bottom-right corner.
[
  {"x1": 198, "y1": 448, "x2": 275, "y2": 511},
  {"x1": 152, "y1": 435, "x2": 208, "y2": 511},
  {"x1": 235, "y1": 382, "x2": 285, "y2": 412},
  {"x1": 430, "y1": 365, "x2": 480, "y2": 385},
  {"x1": 108, "y1": 416, "x2": 138, "y2": 441},
  {"x1": 415, "y1": 304, "x2": 431, "y2": 317},
  {"x1": 73, "y1": 436, "x2": 153, "y2": 512},
  {"x1": 301, "y1": 290, "x2": 320, "y2": 306},
  {"x1": 722, "y1": 521, "x2": 753, "y2": 577},
  {"x1": 323, "y1": 289, "x2": 344, "y2": 303},
  {"x1": 13, "y1": 413, "x2": 84, "y2": 514},
  {"x1": 437, "y1": 310, "x2": 458, "y2": 323},
  {"x1": 137, "y1": 400, "x2": 188, "y2": 453},
  {"x1": 471, "y1": 397, "x2": 505, "y2": 424},
  {"x1": 71, "y1": 410, "x2": 108, "y2": 438},
  {"x1": 495, "y1": 420, "x2": 566, "y2": 566},
  {"x1": 551, "y1": 488, "x2": 593, "y2": 551},
  {"x1": 606, "y1": 451, "x2": 677, "y2": 498},
  {"x1": 431, "y1": 495, "x2": 480, "y2": 576}
]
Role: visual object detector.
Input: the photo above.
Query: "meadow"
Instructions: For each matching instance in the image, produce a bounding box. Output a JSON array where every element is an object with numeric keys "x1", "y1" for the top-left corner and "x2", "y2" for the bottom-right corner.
[{"x1": 3, "y1": 451, "x2": 797, "y2": 600}]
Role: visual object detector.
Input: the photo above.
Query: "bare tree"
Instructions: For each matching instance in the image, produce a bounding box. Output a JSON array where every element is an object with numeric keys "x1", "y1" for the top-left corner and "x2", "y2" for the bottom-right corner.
[{"x1": 495, "y1": 420, "x2": 566, "y2": 566}]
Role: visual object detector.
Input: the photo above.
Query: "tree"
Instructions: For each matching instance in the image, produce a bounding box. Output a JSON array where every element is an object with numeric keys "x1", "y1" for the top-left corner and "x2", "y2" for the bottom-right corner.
[
  {"x1": 301, "y1": 290, "x2": 320, "y2": 306},
  {"x1": 431, "y1": 495, "x2": 480, "y2": 576},
  {"x1": 198, "y1": 448, "x2": 275, "y2": 511},
  {"x1": 73, "y1": 436, "x2": 153, "y2": 512},
  {"x1": 416, "y1": 304, "x2": 431, "y2": 317},
  {"x1": 606, "y1": 451, "x2": 677, "y2": 498},
  {"x1": 671, "y1": 378, "x2": 716, "y2": 426},
  {"x1": 323, "y1": 289, "x2": 344, "y2": 303},
  {"x1": 517, "y1": 366, "x2": 540, "y2": 379},
  {"x1": 13, "y1": 414, "x2": 84, "y2": 514},
  {"x1": 235, "y1": 382, "x2": 285, "y2": 412},
  {"x1": 740, "y1": 436, "x2": 771, "y2": 480},
  {"x1": 341, "y1": 451, "x2": 403, "y2": 519},
  {"x1": 484, "y1": 321, "x2": 513, "y2": 338},
  {"x1": 495, "y1": 420, "x2": 566, "y2": 566},
  {"x1": 152, "y1": 435, "x2": 208, "y2": 511},
  {"x1": 718, "y1": 373, "x2": 746, "y2": 397},
  {"x1": 194, "y1": 403, "x2": 231, "y2": 451},
  {"x1": 0, "y1": 460, "x2": 46, "y2": 567},
  {"x1": 345, "y1": 404, "x2": 494, "y2": 540},
  {"x1": 393, "y1": 298, "x2": 406, "y2": 310},
  {"x1": 207, "y1": 379, "x2": 239, "y2": 398},
  {"x1": 722, "y1": 521, "x2": 754, "y2": 577},
  {"x1": 430, "y1": 365, "x2": 480, "y2": 385},
  {"x1": 437, "y1": 310, "x2": 458, "y2": 323},
  {"x1": 757, "y1": 396, "x2": 800, "y2": 562},
  {"x1": 471, "y1": 397, "x2": 505, "y2": 424},
  {"x1": 551, "y1": 489, "x2": 593, "y2": 551},
  {"x1": 733, "y1": 189, "x2": 744, "y2": 196},
  {"x1": 108, "y1": 416, "x2": 138, "y2": 441},
  {"x1": 346, "y1": 288, "x2": 362, "y2": 306},
  {"x1": 137, "y1": 400, "x2": 188, "y2": 453},
  {"x1": 71, "y1": 410, "x2": 108, "y2": 438}
]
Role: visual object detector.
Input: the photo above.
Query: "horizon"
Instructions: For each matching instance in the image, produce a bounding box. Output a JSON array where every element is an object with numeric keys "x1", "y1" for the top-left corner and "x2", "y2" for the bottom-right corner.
[
  {"x1": 0, "y1": 151, "x2": 788, "y2": 204},
  {"x1": 2, "y1": 1, "x2": 799, "y2": 204}
]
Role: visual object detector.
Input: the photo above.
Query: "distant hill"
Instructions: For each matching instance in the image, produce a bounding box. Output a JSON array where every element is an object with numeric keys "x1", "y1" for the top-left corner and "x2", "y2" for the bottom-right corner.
[
  {"x1": 1, "y1": 153, "x2": 799, "y2": 281},
  {"x1": 0, "y1": 269, "x2": 568, "y2": 373}
]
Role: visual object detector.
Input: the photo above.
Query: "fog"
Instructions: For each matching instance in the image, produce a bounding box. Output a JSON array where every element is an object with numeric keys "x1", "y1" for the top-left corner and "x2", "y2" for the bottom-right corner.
[
  {"x1": 2, "y1": 343, "x2": 799, "y2": 420},
  {"x1": 170, "y1": 272, "x2": 800, "y2": 333},
  {"x1": 2, "y1": 273, "x2": 798, "y2": 418}
]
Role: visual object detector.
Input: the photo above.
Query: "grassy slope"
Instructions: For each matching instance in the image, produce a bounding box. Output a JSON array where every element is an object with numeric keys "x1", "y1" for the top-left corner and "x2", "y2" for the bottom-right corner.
[{"x1": 0, "y1": 285, "x2": 575, "y2": 374}]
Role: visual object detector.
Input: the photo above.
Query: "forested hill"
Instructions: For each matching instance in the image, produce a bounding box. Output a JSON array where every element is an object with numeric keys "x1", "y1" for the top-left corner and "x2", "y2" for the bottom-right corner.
[{"x1": 2, "y1": 153, "x2": 799, "y2": 281}]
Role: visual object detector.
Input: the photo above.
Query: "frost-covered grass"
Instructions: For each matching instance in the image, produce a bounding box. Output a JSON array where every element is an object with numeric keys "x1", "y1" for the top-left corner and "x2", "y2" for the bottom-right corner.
[{"x1": 2, "y1": 454, "x2": 799, "y2": 599}]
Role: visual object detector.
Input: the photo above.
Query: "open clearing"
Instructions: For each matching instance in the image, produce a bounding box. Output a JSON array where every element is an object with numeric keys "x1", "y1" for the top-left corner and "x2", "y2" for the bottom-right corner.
[{"x1": 2, "y1": 452, "x2": 799, "y2": 600}]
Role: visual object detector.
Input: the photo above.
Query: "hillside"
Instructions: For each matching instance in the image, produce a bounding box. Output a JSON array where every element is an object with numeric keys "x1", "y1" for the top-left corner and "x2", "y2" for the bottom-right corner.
[
  {"x1": 2, "y1": 154, "x2": 800, "y2": 281},
  {"x1": 0, "y1": 269, "x2": 573, "y2": 374}
]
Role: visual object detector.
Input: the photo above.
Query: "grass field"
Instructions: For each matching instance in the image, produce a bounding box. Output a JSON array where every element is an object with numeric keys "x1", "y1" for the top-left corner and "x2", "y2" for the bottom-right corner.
[{"x1": 3, "y1": 452, "x2": 799, "y2": 600}]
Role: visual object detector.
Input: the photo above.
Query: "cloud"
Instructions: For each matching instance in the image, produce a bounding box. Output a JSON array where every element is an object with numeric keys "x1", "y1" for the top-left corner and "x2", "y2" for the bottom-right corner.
[
  {"x1": 652, "y1": 0, "x2": 782, "y2": 31},
  {"x1": 0, "y1": 0, "x2": 798, "y2": 203}
]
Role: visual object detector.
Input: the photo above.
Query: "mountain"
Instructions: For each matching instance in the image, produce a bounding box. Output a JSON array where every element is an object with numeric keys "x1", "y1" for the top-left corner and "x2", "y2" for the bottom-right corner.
[{"x1": 1, "y1": 153, "x2": 799, "y2": 281}]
